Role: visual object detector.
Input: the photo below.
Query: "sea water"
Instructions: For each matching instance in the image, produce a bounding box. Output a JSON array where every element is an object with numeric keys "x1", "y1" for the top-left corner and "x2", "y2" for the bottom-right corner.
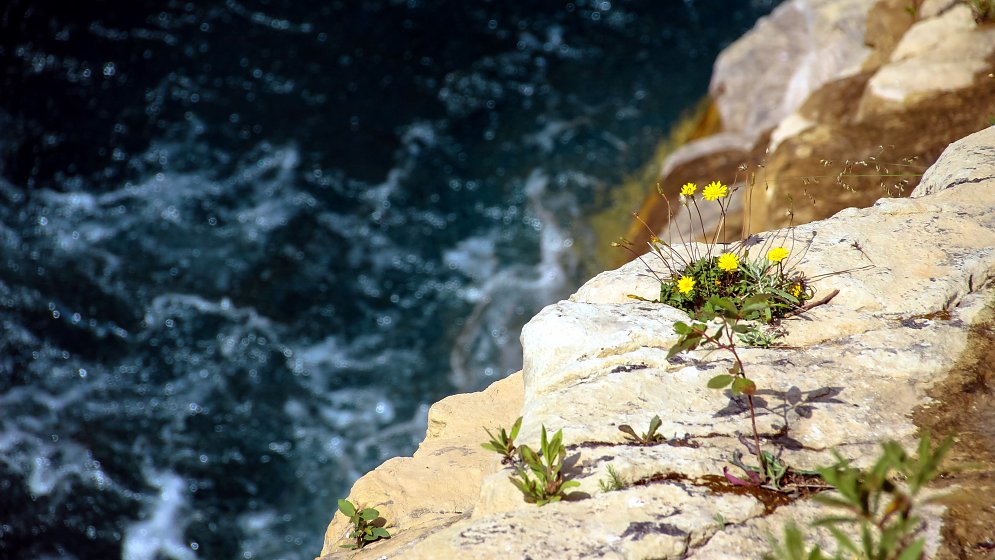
[{"x1": 0, "y1": 1, "x2": 779, "y2": 558}]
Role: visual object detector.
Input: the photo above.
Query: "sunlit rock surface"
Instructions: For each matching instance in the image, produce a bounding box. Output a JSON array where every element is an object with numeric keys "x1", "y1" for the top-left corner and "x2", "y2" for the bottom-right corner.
[{"x1": 317, "y1": 126, "x2": 995, "y2": 559}]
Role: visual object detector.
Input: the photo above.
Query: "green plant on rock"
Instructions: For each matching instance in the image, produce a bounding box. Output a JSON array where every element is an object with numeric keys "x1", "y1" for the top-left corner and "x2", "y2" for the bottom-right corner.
[
  {"x1": 509, "y1": 425, "x2": 580, "y2": 506},
  {"x1": 618, "y1": 414, "x2": 667, "y2": 445},
  {"x1": 967, "y1": 0, "x2": 995, "y2": 22},
  {"x1": 482, "y1": 416, "x2": 522, "y2": 464},
  {"x1": 765, "y1": 434, "x2": 953, "y2": 560},
  {"x1": 337, "y1": 499, "x2": 391, "y2": 550},
  {"x1": 617, "y1": 179, "x2": 812, "y2": 326},
  {"x1": 598, "y1": 464, "x2": 626, "y2": 492},
  {"x1": 738, "y1": 324, "x2": 780, "y2": 348},
  {"x1": 667, "y1": 293, "x2": 821, "y2": 490},
  {"x1": 657, "y1": 244, "x2": 811, "y2": 321},
  {"x1": 670, "y1": 294, "x2": 771, "y2": 470}
]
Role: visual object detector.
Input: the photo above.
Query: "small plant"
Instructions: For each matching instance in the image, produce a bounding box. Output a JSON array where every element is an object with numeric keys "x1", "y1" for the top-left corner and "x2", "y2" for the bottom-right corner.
[
  {"x1": 722, "y1": 449, "x2": 819, "y2": 491},
  {"x1": 337, "y1": 499, "x2": 390, "y2": 550},
  {"x1": 509, "y1": 425, "x2": 580, "y2": 506},
  {"x1": 738, "y1": 324, "x2": 779, "y2": 348},
  {"x1": 967, "y1": 0, "x2": 995, "y2": 22},
  {"x1": 714, "y1": 513, "x2": 728, "y2": 530},
  {"x1": 656, "y1": 244, "x2": 811, "y2": 320},
  {"x1": 618, "y1": 414, "x2": 667, "y2": 445},
  {"x1": 598, "y1": 464, "x2": 626, "y2": 492},
  {"x1": 669, "y1": 294, "x2": 788, "y2": 485},
  {"x1": 765, "y1": 434, "x2": 953, "y2": 560},
  {"x1": 671, "y1": 297, "x2": 769, "y2": 450},
  {"x1": 482, "y1": 416, "x2": 522, "y2": 464},
  {"x1": 616, "y1": 178, "x2": 812, "y2": 323}
]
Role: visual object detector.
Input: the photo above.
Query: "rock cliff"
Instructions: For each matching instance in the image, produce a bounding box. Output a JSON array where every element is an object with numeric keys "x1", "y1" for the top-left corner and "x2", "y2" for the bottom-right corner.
[
  {"x1": 315, "y1": 124, "x2": 995, "y2": 560},
  {"x1": 316, "y1": 0, "x2": 995, "y2": 556},
  {"x1": 629, "y1": 0, "x2": 995, "y2": 250}
]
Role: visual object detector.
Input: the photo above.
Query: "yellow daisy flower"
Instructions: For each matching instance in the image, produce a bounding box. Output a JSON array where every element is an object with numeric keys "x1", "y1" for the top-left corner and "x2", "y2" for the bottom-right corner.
[
  {"x1": 767, "y1": 247, "x2": 789, "y2": 263},
  {"x1": 677, "y1": 276, "x2": 695, "y2": 294},
  {"x1": 702, "y1": 180, "x2": 728, "y2": 201},
  {"x1": 680, "y1": 182, "x2": 697, "y2": 196},
  {"x1": 717, "y1": 252, "x2": 739, "y2": 272}
]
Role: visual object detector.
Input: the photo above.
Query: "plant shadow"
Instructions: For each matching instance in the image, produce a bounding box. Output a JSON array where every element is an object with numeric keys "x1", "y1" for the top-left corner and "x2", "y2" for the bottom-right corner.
[
  {"x1": 714, "y1": 385, "x2": 847, "y2": 449},
  {"x1": 563, "y1": 452, "x2": 592, "y2": 501}
]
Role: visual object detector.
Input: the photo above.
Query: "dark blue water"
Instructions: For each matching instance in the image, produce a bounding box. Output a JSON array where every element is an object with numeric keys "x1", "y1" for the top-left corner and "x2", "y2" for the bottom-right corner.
[{"x1": 0, "y1": 1, "x2": 780, "y2": 558}]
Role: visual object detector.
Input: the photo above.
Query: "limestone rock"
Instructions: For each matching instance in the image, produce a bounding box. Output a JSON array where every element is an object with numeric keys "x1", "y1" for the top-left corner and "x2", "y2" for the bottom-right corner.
[
  {"x1": 918, "y1": 0, "x2": 959, "y2": 18},
  {"x1": 316, "y1": 127, "x2": 995, "y2": 560},
  {"x1": 316, "y1": 372, "x2": 523, "y2": 558},
  {"x1": 912, "y1": 125, "x2": 995, "y2": 198},
  {"x1": 861, "y1": 4, "x2": 995, "y2": 115},
  {"x1": 633, "y1": 0, "x2": 995, "y2": 247},
  {"x1": 710, "y1": 0, "x2": 874, "y2": 139}
]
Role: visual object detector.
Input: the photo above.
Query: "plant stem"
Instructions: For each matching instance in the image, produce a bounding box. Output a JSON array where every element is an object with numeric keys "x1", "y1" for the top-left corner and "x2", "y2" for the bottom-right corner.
[{"x1": 691, "y1": 321, "x2": 766, "y2": 471}]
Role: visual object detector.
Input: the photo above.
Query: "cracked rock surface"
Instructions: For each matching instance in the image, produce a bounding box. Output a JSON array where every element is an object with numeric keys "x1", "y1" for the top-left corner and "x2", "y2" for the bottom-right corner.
[{"x1": 317, "y1": 128, "x2": 995, "y2": 559}]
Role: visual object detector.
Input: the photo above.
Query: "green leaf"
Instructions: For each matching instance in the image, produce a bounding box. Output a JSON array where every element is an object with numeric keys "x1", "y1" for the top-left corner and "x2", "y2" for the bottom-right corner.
[
  {"x1": 550, "y1": 428, "x2": 564, "y2": 454},
  {"x1": 741, "y1": 294, "x2": 771, "y2": 313},
  {"x1": 707, "y1": 374, "x2": 734, "y2": 389},
  {"x1": 813, "y1": 494, "x2": 860, "y2": 512},
  {"x1": 673, "y1": 321, "x2": 691, "y2": 335},
  {"x1": 784, "y1": 523, "x2": 805, "y2": 559},
  {"x1": 770, "y1": 287, "x2": 798, "y2": 304},
  {"x1": 360, "y1": 508, "x2": 379, "y2": 521},
  {"x1": 710, "y1": 296, "x2": 739, "y2": 317},
  {"x1": 826, "y1": 526, "x2": 859, "y2": 554},
  {"x1": 860, "y1": 523, "x2": 874, "y2": 558},
  {"x1": 618, "y1": 425, "x2": 639, "y2": 440},
  {"x1": 519, "y1": 445, "x2": 540, "y2": 469},
  {"x1": 508, "y1": 475, "x2": 531, "y2": 496},
  {"x1": 897, "y1": 539, "x2": 925, "y2": 560},
  {"x1": 648, "y1": 415, "x2": 662, "y2": 437},
  {"x1": 371, "y1": 527, "x2": 391, "y2": 539},
  {"x1": 731, "y1": 377, "x2": 757, "y2": 396},
  {"x1": 508, "y1": 417, "x2": 522, "y2": 442},
  {"x1": 813, "y1": 516, "x2": 860, "y2": 528},
  {"x1": 337, "y1": 499, "x2": 356, "y2": 517}
]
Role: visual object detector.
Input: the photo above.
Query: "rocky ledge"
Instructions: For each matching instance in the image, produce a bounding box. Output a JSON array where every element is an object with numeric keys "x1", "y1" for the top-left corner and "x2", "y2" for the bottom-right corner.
[
  {"x1": 630, "y1": 0, "x2": 995, "y2": 249},
  {"x1": 316, "y1": 125, "x2": 995, "y2": 558}
]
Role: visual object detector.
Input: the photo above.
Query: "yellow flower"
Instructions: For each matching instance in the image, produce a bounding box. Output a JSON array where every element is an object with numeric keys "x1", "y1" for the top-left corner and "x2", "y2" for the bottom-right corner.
[
  {"x1": 767, "y1": 247, "x2": 789, "y2": 263},
  {"x1": 791, "y1": 283, "x2": 803, "y2": 298},
  {"x1": 677, "y1": 276, "x2": 695, "y2": 294},
  {"x1": 680, "y1": 182, "x2": 697, "y2": 196},
  {"x1": 702, "y1": 180, "x2": 728, "y2": 201},
  {"x1": 717, "y1": 252, "x2": 739, "y2": 272}
]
